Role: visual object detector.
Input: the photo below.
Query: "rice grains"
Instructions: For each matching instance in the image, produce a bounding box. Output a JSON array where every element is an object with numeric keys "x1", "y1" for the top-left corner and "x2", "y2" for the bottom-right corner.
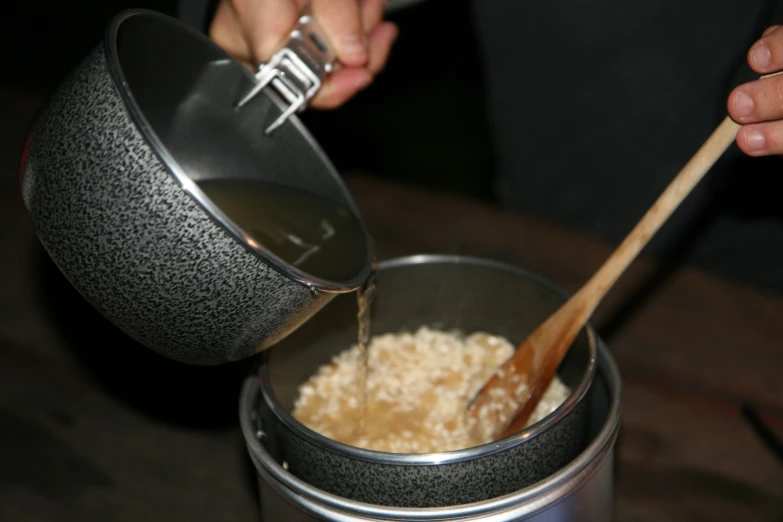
[{"x1": 292, "y1": 327, "x2": 571, "y2": 454}]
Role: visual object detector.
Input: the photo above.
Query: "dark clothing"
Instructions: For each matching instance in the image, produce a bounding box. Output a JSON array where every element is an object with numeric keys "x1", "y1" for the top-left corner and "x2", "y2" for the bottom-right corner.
[{"x1": 470, "y1": 0, "x2": 783, "y2": 294}]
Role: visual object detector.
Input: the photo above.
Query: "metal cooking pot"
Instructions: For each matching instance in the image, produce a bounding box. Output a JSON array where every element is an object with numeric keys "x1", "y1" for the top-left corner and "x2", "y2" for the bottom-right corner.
[
  {"x1": 245, "y1": 255, "x2": 599, "y2": 508},
  {"x1": 19, "y1": 9, "x2": 373, "y2": 365},
  {"x1": 242, "y1": 338, "x2": 619, "y2": 521}
]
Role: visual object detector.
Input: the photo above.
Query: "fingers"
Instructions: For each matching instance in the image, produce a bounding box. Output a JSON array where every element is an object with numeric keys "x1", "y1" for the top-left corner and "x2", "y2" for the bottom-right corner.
[
  {"x1": 311, "y1": 0, "x2": 369, "y2": 67},
  {"x1": 361, "y1": 0, "x2": 387, "y2": 33},
  {"x1": 209, "y1": 0, "x2": 397, "y2": 111},
  {"x1": 367, "y1": 21, "x2": 398, "y2": 74},
  {"x1": 728, "y1": 25, "x2": 783, "y2": 157},
  {"x1": 210, "y1": 0, "x2": 299, "y2": 64},
  {"x1": 312, "y1": 69, "x2": 374, "y2": 109},
  {"x1": 310, "y1": 21, "x2": 398, "y2": 109},
  {"x1": 728, "y1": 74, "x2": 783, "y2": 124},
  {"x1": 239, "y1": 0, "x2": 300, "y2": 62},
  {"x1": 748, "y1": 25, "x2": 783, "y2": 74},
  {"x1": 209, "y1": 0, "x2": 254, "y2": 65},
  {"x1": 736, "y1": 120, "x2": 783, "y2": 156}
]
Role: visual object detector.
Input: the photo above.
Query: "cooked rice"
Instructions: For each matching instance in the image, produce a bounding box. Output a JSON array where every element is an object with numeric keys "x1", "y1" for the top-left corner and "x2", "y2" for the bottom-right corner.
[{"x1": 292, "y1": 326, "x2": 571, "y2": 453}]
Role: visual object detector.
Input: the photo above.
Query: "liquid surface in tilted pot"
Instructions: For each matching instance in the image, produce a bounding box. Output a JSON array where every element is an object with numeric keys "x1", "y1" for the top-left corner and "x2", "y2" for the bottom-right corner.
[{"x1": 114, "y1": 11, "x2": 373, "y2": 289}]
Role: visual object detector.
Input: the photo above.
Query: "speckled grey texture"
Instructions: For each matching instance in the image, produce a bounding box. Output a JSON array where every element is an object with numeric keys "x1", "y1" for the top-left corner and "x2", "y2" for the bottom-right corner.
[
  {"x1": 259, "y1": 383, "x2": 590, "y2": 507},
  {"x1": 19, "y1": 45, "x2": 332, "y2": 365}
]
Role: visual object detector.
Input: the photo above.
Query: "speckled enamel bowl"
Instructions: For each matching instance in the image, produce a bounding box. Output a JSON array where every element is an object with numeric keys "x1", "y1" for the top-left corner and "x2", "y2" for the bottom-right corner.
[
  {"x1": 250, "y1": 255, "x2": 598, "y2": 508},
  {"x1": 19, "y1": 9, "x2": 373, "y2": 365}
]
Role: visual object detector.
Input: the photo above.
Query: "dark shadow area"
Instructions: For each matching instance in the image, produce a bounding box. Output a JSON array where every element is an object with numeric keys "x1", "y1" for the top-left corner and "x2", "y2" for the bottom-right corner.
[
  {"x1": 300, "y1": 0, "x2": 496, "y2": 202},
  {"x1": 34, "y1": 244, "x2": 254, "y2": 431},
  {"x1": 0, "y1": 1, "x2": 179, "y2": 96},
  {"x1": 615, "y1": 463, "x2": 783, "y2": 520},
  {"x1": 598, "y1": 150, "x2": 783, "y2": 342},
  {"x1": 741, "y1": 404, "x2": 783, "y2": 468},
  {"x1": 238, "y1": 434, "x2": 262, "y2": 513},
  {"x1": 0, "y1": 406, "x2": 115, "y2": 498},
  {"x1": 717, "y1": 153, "x2": 783, "y2": 223},
  {"x1": 596, "y1": 196, "x2": 722, "y2": 342}
]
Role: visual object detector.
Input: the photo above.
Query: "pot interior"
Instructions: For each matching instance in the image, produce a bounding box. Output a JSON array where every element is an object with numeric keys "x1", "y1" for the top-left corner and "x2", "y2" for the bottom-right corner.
[
  {"x1": 266, "y1": 256, "x2": 594, "y2": 439},
  {"x1": 111, "y1": 11, "x2": 351, "y2": 204},
  {"x1": 107, "y1": 11, "x2": 373, "y2": 289}
]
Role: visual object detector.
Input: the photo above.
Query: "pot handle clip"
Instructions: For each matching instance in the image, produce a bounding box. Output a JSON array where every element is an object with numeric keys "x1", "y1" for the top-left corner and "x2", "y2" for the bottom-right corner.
[{"x1": 235, "y1": 7, "x2": 336, "y2": 135}]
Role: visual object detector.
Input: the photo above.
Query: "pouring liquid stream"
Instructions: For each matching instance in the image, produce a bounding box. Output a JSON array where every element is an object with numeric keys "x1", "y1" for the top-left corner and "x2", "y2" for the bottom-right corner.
[
  {"x1": 195, "y1": 177, "x2": 376, "y2": 437},
  {"x1": 355, "y1": 257, "x2": 378, "y2": 435}
]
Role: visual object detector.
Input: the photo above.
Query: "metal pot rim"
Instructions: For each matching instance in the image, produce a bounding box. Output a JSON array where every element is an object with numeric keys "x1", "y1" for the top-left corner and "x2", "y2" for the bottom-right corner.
[
  {"x1": 240, "y1": 318, "x2": 622, "y2": 520},
  {"x1": 103, "y1": 8, "x2": 373, "y2": 294},
  {"x1": 258, "y1": 254, "x2": 598, "y2": 465}
]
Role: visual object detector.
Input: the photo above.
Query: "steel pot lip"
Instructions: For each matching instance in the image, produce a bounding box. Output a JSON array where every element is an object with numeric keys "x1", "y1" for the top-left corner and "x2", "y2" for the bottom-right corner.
[
  {"x1": 258, "y1": 253, "x2": 598, "y2": 465},
  {"x1": 240, "y1": 327, "x2": 622, "y2": 520},
  {"x1": 102, "y1": 8, "x2": 373, "y2": 294}
]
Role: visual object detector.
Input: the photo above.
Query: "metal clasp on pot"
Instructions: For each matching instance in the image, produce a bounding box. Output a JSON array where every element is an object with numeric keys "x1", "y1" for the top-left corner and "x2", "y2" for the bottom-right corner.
[{"x1": 236, "y1": 7, "x2": 335, "y2": 135}]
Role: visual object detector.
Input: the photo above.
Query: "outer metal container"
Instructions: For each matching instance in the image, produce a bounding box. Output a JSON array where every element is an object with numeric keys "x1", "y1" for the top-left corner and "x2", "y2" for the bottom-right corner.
[
  {"x1": 243, "y1": 341, "x2": 618, "y2": 521},
  {"x1": 253, "y1": 255, "x2": 597, "y2": 507},
  {"x1": 239, "y1": 255, "x2": 622, "y2": 521}
]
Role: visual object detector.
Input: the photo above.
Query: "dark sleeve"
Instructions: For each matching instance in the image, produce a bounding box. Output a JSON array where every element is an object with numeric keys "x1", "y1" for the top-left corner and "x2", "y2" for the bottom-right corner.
[{"x1": 175, "y1": 0, "x2": 220, "y2": 33}]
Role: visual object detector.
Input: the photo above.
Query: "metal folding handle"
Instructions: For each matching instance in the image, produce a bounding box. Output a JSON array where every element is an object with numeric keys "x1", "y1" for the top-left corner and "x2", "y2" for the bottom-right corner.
[{"x1": 236, "y1": 7, "x2": 336, "y2": 135}]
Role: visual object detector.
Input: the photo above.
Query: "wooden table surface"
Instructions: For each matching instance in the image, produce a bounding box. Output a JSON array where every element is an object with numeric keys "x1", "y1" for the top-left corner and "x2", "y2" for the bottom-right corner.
[{"x1": 1, "y1": 89, "x2": 782, "y2": 521}]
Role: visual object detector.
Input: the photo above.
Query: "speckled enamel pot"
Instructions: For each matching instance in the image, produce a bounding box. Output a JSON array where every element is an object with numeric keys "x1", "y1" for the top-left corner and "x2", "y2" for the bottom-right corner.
[
  {"x1": 19, "y1": 9, "x2": 373, "y2": 365},
  {"x1": 246, "y1": 255, "x2": 598, "y2": 508}
]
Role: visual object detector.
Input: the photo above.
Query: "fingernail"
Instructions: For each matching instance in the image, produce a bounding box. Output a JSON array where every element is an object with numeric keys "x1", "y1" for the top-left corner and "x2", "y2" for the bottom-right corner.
[
  {"x1": 751, "y1": 41, "x2": 771, "y2": 68},
  {"x1": 733, "y1": 91, "x2": 754, "y2": 118},
  {"x1": 340, "y1": 35, "x2": 368, "y2": 61},
  {"x1": 746, "y1": 128, "x2": 766, "y2": 151}
]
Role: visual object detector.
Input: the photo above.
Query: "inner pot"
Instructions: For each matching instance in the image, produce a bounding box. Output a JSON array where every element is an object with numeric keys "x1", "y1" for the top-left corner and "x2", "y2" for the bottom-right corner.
[
  {"x1": 255, "y1": 254, "x2": 598, "y2": 507},
  {"x1": 240, "y1": 339, "x2": 620, "y2": 521}
]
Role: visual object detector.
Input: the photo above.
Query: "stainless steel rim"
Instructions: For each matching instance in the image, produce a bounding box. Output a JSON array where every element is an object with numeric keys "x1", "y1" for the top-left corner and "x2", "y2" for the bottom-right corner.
[
  {"x1": 240, "y1": 327, "x2": 622, "y2": 520},
  {"x1": 258, "y1": 254, "x2": 599, "y2": 465},
  {"x1": 103, "y1": 9, "x2": 373, "y2": 294}
]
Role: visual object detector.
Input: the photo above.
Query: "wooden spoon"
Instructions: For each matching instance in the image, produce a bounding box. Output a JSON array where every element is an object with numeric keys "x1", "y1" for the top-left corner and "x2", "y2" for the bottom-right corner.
[{"x1": 468, "y1": 114, "x2": 741, "y2": 442}]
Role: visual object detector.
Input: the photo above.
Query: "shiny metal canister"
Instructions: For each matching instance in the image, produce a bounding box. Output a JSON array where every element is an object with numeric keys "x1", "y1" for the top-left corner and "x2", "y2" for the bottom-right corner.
[{"x1": 239, "y1": 256, "x2": 622, "y2": 521}]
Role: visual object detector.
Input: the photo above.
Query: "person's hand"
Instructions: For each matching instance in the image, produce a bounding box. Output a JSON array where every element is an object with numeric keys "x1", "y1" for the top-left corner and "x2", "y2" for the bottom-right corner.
[
  {"x1": 209, "y1": 0, "x2": 398, "y2": 109},
  {"x1": 728, "y1": 25, "x2": 783, "y2": 156}
]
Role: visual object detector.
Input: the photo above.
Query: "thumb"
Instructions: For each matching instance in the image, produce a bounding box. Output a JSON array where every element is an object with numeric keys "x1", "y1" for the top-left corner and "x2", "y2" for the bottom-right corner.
[
  {"x1": 240, "y1": 0, "x2": 300, "y2": 63},
  {"x1": 311, "y1": 0, "x2": 369, "y2": 67}
]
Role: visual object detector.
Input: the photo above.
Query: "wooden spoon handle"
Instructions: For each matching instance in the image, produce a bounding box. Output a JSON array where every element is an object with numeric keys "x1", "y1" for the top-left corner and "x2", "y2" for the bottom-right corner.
[
  {"x1": 572, "y1": 115, "x2": 739, "y2": 321},
  {"x1": 471, "y1": 115, "x2": 740, "y2": 441},
  {"x1": 568, "y1": 70, "x2": 778, "y2": 321}
]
